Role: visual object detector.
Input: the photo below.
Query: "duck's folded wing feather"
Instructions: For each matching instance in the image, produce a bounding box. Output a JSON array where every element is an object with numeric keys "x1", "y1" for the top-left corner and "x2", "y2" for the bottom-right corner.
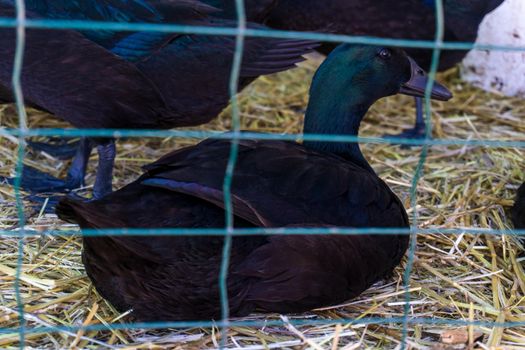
[
  {"x1": 238, "y1": 37, "x2": 319, "y2": 77},
  {"x1": 234, "y1": 232, "x2": 395, "y2": 310},
  {"x1": 132, "y1": 31, "x2": 317, "y2": 126}
]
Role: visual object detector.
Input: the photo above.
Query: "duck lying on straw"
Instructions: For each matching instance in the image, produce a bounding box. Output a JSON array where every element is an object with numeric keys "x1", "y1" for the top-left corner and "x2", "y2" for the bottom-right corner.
[{"x1": 57, "y1": 44, "x2": 451, "y2": 321}]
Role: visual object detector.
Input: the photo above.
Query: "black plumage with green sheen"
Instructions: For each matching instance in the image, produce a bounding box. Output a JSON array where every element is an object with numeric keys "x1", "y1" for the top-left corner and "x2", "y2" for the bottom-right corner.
[{"x1": 56, "y1": 45, "x2": 452, "y2": 321}]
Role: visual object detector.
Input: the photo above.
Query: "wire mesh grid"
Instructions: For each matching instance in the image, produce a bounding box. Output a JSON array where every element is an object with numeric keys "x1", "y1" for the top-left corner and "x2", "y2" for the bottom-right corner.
[{"x1": 0, "y1": 0, "x2": 524, "y2": 348}]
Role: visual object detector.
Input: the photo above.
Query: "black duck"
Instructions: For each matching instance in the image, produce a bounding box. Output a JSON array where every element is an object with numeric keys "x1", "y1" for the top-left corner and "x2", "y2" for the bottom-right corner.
[{"x1": 56, "y1": 44, "x2": 451, "y2": 321}]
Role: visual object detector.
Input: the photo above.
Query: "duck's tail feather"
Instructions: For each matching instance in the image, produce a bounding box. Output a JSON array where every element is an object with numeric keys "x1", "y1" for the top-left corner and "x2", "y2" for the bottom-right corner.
[
  {"x1": 55, "y1": 197, "x2": 80, "y2": 224},
  {"x1": 56, "y1": 196, "x2": 116, "y2": 229}
]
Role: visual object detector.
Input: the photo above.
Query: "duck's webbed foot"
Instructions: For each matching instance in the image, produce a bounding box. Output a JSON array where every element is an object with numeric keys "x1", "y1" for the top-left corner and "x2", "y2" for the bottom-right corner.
[
  {"x1": 382, "y1": 97, "x2": 429, "y2": 149},
  {"x1": 384, "y1": 123, "x2": 426, "y2": 139},
  {"x1": 0, "y1": 165, "x2": 87, "y2": 214},
  {"x1": 0, "y1": 138, "x2": 93, "y2": 213}
]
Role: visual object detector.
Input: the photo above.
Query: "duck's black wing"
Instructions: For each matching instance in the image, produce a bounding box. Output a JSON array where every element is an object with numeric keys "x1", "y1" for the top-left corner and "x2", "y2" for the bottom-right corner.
[
  {"x1": 234, "y1": 229, "x2": 406, "y2": 313},
  {"x1": 59, "y1": 138, "x2": 408, "y2": 229},
  {"x1": 141, "y1": 138, "x2": 408, "y2": 228},
  {"x1": 512, "y1": 182, "x2": 525, "y2": 229},
  {"x1": 0, "y1": 1, "x2": 316, "y2": 130},
  {"x1": 0, "y1": 3, "x2": 175, "y2": 129},
  {"x1": 134, "y1": 23, "x2": 318, "y2": 126}
]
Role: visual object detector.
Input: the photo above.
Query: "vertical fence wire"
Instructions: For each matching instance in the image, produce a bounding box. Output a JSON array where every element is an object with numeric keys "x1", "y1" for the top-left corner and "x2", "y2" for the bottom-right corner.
[
  {"x1": 218, "y1": 0, "x2": 247, "y2": 348},
  {"x1": 11, "y1": 0, "x2": 27, "y2": 347},
  {"x1": 401, "y1": 0, "x2": 445, "y2": 348}
]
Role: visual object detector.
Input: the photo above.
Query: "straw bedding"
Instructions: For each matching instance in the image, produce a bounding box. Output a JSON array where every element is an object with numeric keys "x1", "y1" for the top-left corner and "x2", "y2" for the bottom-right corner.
[{"x1": 0, "y1": 54, "x2": 524, "y2": 349}]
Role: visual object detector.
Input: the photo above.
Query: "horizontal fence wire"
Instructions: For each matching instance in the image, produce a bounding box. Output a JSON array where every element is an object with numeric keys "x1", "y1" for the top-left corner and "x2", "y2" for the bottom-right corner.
[
  {"x1": 0, "y1": 18, "x2": 524, "y2": 52},
  {"x1": 0, "y1": 0, "x2": 523, "y2": 348},
  {"x1": 2, "y1": 227, "x2": 525, "y2": 237},
  {"x1": 2, "y1": 128, "x2": 525, "y2": 147}
]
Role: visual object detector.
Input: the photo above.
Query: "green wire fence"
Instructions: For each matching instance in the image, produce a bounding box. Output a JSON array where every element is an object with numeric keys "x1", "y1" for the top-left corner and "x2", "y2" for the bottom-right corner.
[{"x1": 0, "y1": 0, "x2": 524, "y2": 348}]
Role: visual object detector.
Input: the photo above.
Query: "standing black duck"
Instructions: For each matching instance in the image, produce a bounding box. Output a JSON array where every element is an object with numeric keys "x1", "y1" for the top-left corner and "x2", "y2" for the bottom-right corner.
[
  {"x1": 56, "y1": 44, "x2": 451, "y2": 321},
  {"x1": 206, "y1": 0, "x2": 504, "y2": 139},
  {"x1": 0, "y1": 0, "x2": 317, "y2": 201}
]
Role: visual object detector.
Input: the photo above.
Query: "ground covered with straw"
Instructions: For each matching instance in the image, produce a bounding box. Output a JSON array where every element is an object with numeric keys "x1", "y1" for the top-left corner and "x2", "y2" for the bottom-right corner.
[{"x1": 0, "y1": 54, "x2": 524, "y2": 349}]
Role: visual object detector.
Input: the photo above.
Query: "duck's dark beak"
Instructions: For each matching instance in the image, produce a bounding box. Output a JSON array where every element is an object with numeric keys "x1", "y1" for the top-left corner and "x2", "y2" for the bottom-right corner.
[{"x1": 399, "y1": 57, "x2": 453, "y2": 101}]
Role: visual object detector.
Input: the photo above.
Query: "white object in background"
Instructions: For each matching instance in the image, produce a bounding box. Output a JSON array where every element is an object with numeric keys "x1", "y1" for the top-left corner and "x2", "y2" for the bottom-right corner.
[{"x1": 461, "y1": 0, "x2": 525, "y2": 97}]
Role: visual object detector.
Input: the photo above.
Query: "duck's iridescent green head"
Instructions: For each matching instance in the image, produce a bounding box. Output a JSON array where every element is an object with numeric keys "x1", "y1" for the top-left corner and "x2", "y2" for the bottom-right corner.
[
  {"x1": 308, "y1": 44, "x2": 451, "y2": 110},
  {"x1": 303, "y1": 44, "x2": 451, "y2": 169}
]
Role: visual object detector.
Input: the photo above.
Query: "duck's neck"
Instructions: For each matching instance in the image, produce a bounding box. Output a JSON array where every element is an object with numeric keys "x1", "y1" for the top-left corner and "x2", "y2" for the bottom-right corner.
[{"x1": 303, "y1": 97, "x2": 375, "y2": 174}]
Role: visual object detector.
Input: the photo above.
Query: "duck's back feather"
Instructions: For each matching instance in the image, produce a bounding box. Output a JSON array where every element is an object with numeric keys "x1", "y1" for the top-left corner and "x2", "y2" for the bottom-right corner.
[
  {"x1": 142, "y1": 138, "x2": 408, "y2": 228},
  {"x1": 264, "y1": 0, "x2": 503, "y2": 70},
  {"x1": 23, "y1": 0, "x2": 218, "y2": 47}
]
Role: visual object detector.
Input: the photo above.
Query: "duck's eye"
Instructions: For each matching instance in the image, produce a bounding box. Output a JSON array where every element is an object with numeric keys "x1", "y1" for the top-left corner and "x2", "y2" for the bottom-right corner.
[{"x1": 378, "y1": 48, "x2": 392, "y2": 60}]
